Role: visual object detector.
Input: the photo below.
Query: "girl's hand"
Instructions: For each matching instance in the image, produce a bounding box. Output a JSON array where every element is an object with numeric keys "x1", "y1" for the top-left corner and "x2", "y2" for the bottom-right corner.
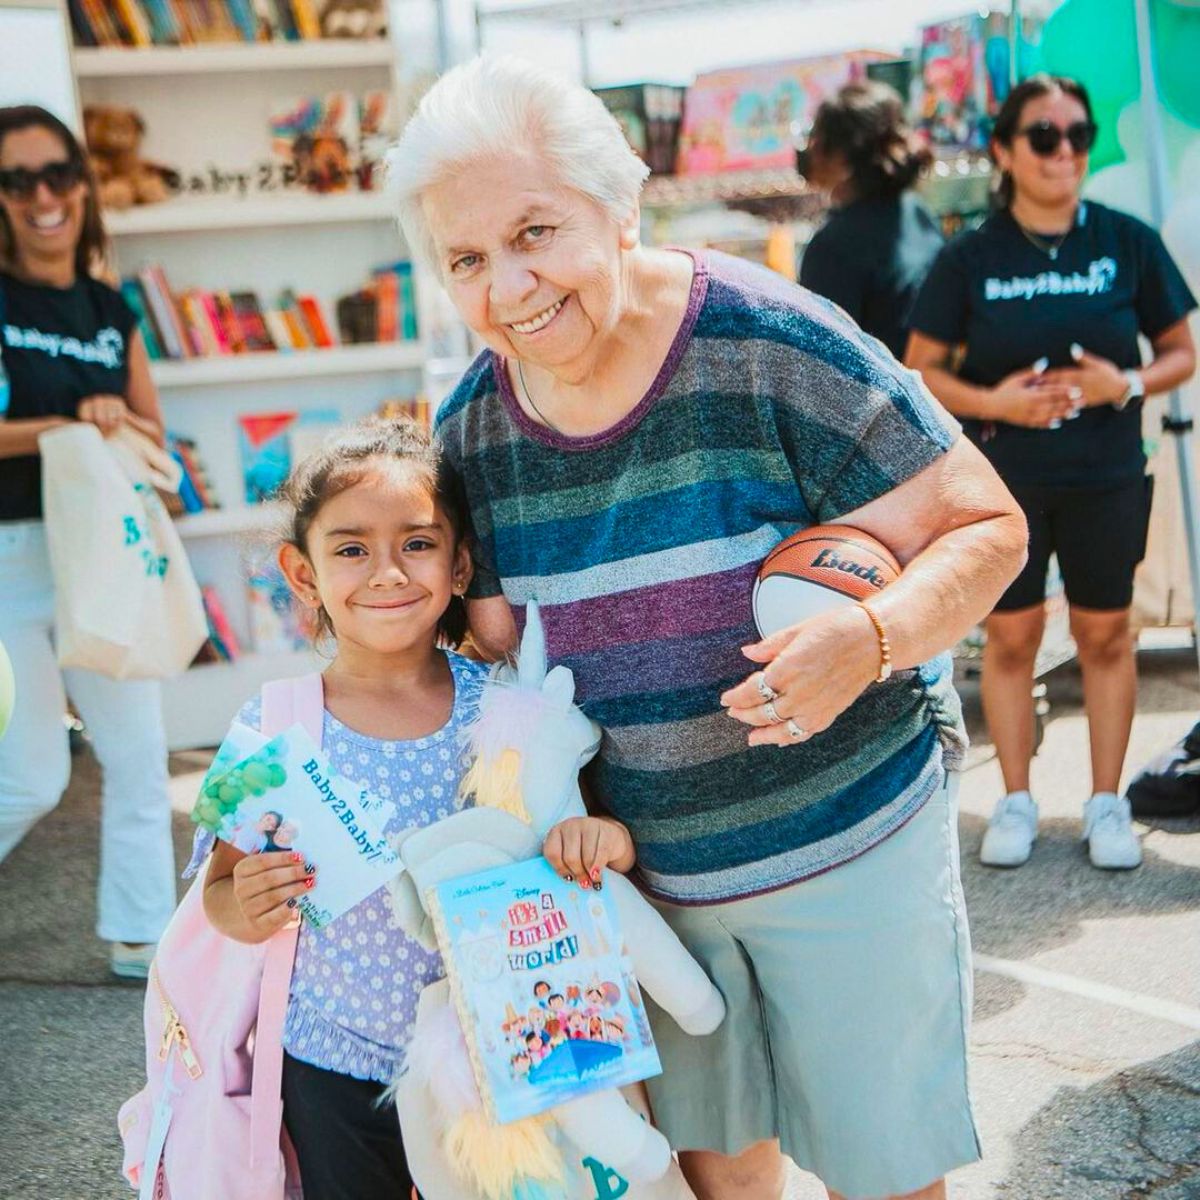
[
  {"x1": 721, "y1": 605, "x2": 880, "y2": 747},
  {"x1": 76, "y1": 394, "x2": 128, "y2": 436},
  {"x1": 1042, "y1": 345, "x2": 1127, "y2": 407},
  {"x1": 543, "y1": 817, "x2": 635, "y2": 888},
  {"x1": 230, "y1": 851, "x2": 314, "y2": 937},
  {"x1": 989, "y1": 366, "x2": 1079, "y2": 428}
]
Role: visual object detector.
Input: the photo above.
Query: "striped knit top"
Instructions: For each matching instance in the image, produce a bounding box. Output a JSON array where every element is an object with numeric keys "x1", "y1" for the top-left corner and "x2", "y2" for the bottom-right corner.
[{"x1": 436, "y1": 250, "x2": 967, "y2": 905}]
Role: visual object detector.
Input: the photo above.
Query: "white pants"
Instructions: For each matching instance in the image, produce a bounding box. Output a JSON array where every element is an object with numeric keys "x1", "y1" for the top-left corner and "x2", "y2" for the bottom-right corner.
[{"x1": 0, "y1": 521, "x2": 176, "y2": 942}]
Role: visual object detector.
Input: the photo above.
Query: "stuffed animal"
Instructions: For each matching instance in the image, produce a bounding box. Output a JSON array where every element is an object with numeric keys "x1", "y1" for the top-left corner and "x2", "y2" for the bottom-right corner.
[
  {"x1": 83, "y1": 106, "x2": 178, "y2": 210},
  {"x1": 389, "y1": 602, "x2": 725, "y2": 1200},
  {"x1": 318, "y1": 0, "x2": 387, "y2": 39}
]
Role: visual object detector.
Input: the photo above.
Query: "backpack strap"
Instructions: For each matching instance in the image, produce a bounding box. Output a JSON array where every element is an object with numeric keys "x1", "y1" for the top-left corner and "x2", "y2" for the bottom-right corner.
[{"x1": 250, "y1": 673, "x2": 324, "y2": 1170}]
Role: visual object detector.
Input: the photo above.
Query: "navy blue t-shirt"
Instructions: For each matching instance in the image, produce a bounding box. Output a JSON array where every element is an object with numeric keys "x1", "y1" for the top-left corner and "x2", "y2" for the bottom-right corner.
[
  {"x1": 800, "y1": 190, "x2": 944, "y2": 361},
  {"x1": 0, "y1": 272, "x2": 135, "y2": 521},
  {"x1": 908, "y1": 201, "x2": 1196, "y2": 486}
]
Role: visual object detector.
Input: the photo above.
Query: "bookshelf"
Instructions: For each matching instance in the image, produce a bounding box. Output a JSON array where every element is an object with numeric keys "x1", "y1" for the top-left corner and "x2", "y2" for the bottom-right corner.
[{"x1": 68, "y1": 14, "x2": 465, "y2": 750}]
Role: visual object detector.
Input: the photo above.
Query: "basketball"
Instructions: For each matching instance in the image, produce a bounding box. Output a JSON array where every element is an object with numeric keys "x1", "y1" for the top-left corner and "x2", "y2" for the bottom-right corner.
[{"x1": 752, "y1": 525, "x2": 901, "y2": 638}]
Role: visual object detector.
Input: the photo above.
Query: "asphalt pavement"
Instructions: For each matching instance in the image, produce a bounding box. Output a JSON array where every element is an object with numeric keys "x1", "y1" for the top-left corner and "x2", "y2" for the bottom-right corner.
[{"x1": 1, "y1": 645, "x2": 1197, "y2": 1200}]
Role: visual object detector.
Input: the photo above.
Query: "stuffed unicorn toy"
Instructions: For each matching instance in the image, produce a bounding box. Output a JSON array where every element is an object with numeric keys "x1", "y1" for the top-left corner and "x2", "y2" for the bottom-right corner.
[{"x1": 388, "y1": 602, "x2": 725, "y2": 1200}]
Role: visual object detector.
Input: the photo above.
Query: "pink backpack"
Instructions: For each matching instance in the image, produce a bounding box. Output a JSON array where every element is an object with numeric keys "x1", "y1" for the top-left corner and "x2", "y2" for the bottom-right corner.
[{"x1": 118, "y1": 674, "x2": 323, "y2": 1200}]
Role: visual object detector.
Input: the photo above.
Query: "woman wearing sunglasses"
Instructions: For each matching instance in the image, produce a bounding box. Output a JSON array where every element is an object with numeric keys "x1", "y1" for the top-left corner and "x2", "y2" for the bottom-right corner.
[
  {"x1": 906, "y1": 75, "x2": 1197, "y2": 872},
  {"x1": 0, "y1": 106, "x2": 176, "y2": 977}
]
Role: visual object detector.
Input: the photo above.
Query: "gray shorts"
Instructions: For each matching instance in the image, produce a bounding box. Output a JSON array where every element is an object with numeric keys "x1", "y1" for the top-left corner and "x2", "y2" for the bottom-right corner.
[{"x1": 642, "y1": 776, "x2": 981, "y2": 1199}]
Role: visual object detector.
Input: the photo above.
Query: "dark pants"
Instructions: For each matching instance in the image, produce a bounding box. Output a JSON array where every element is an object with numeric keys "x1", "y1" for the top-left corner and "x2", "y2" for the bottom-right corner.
[{"x1": 282, "y1": 1052, "x2": 417, "y2": 1200}]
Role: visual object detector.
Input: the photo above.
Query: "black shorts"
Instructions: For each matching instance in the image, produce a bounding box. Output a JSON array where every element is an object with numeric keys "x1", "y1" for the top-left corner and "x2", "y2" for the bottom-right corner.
[
  {"x1": 282, "y1": 1052, "x2": 417, "y2": 1200},
  {"x1": 995, "y1": 476, "x2": 1154, "y2": 613}
]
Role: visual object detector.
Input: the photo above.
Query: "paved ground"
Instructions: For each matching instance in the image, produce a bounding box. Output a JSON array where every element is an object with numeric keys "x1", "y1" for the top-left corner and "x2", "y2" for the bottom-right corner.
[{"x1": 1, "y1": 646, "x2": 1198, "y2": 1200}]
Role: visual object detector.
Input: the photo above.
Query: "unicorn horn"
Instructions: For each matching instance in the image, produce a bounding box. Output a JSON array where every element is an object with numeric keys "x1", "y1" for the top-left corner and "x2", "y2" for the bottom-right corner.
[{"x1": 517, "y1": 600, "x2": 547, "y2": 688}]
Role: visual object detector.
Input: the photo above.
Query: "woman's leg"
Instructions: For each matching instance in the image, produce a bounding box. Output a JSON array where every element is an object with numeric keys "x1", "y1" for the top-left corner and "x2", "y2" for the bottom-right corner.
[
  {"x1": 282, "y1": 1052, "x2": 416, "y2": 1200},
  {"x1": 679, "y1": 1140, "x2": 786, "y2": 1200},
  {"x1": 980, "y1": 605, "x2": 1046, "y2": 794},
  {"x1": 64, "y1": 669, "x2": 175, "y2": 943},
  {"x1": 0, "y1": 525, "x2": 71, "y2": 861},
  {"x1": 1068, "y1": 605, "x2": 1136, "y2": 796}
]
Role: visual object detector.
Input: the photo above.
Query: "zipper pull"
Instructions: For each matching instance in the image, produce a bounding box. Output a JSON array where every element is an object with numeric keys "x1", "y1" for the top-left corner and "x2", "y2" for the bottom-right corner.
[{"x1": 175, "y1": 1026, "x2": 203, "y2": 1080}]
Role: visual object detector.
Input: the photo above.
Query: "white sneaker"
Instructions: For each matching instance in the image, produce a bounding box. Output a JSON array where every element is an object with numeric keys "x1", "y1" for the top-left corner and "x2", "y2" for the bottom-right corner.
[
  {"x1": 980, "y1": 791, "x2": 1038, "y2": 867},
  {"x1": 110, "y1": 941, "x2": 156, "y2": 980},
  {"x1": 1083, "y1": 792, "x2": 1142, "y2": 869}
]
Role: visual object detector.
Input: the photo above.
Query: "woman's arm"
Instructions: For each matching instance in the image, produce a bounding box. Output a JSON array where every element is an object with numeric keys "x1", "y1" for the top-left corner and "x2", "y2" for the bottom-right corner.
[
  {"x1": 723, "y1": 436, "x2": 1028, "y2": 746},
  {"x1": 0, "y1": 415, "x2": 71, "y2": 459},
  {"x1": 121, "y1": 330, "x2": 166, "y2": 445},
  {"x1": 202, "y1": 839, "x2": 311, "y2": 943},
  {"x1": 466, "y1": 595, "x2": 519, "y2": 661},
  {"x1": 906, "y1": 330, "x2": 1080, "y2": 428}
]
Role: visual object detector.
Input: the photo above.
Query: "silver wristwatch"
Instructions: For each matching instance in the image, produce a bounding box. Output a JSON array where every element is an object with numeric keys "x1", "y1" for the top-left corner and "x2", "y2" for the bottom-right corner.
[{"x1": 1114, "y1": 369, "x2": 1145, "y2": 411}]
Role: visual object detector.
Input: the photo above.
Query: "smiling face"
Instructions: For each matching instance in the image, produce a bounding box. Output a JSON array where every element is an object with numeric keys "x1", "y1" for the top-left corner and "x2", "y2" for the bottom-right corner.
[
  {"x1": 280, "y1": 462, "x2": 470, "y2": 662},
  {"x1": 422, "y1": 153, "x2": 639, "y2": 382},
  {"x1": 0, "y1": 125, "x2": 87, "y2": 274},
  {"x1": 993, "y1": 88, "x2": 1090, "y2": 212}
]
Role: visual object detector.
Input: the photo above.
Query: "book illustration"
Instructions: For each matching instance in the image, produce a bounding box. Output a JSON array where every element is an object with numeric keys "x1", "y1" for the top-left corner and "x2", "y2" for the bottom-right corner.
[
  {"x1": 193, "y1": 724, "x2": 402, "y2": 929},
  {"x1": 429, "y1": 856, "x2": 662, "y2": 1125},
  {"x1": 246, "y1": 558, "x2": 309, "y2": 652},
  {"x1": 237, "y1": 409, "x2": 340, "y2": 503},
  {"x1": 319, "y1": 0, "x2": 386, "y2": 39},
  {"x1": 269, "y1": 93, "x2": 358, "y2": 193}
]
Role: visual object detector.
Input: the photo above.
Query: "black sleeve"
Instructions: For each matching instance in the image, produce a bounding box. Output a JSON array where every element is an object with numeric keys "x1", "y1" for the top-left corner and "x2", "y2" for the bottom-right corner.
[
  {"x1": 800, "y1": 226, "x2": 867, "y2": 325},
  {"x1": 907, "y1": 237, "x2": 972, "y2": 346},
  {"x1": 1132, "y1": 220, "x2": 1198, "y2": 339}
]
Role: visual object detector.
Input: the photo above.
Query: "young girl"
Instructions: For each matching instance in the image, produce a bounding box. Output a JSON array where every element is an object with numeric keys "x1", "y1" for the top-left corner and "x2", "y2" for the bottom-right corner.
[{"x1": 200, "y1": 416, "x2": 488, "y2": 1200}]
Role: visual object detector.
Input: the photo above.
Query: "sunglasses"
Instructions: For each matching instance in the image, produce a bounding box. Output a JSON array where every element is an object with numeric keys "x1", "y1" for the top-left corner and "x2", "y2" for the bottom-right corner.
[
  {"x1": 1017, "y1": 120, "x2": 1098, "y2": 157},
  {"x1": 0, "y1": 159, "x2": 85, "y2": 200}
]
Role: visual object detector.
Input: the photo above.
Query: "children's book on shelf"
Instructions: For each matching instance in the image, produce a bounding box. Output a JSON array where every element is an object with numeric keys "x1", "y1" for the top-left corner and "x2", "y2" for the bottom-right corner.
[
  {"x1": 199, "y1": 585, "x2": 242, "y2": 661},
  {"x1": 428, "y1": 856, "x2": 663, "y2": 1126},
  {"x1": 246, "y1": 555, "x2": 311, "y2": 653},
  {"x1": 237, "y1": 409, "x2": 340, "y2": 503},
  {"x1": 69, "y1": 0, "x2": 387, "y2": 45},
  {"x1": 191, "y1": 723, "x2": 402, "y2": 929},
  {"x1": 167, "y1": 433, "x2": 218, "y2": 513}
]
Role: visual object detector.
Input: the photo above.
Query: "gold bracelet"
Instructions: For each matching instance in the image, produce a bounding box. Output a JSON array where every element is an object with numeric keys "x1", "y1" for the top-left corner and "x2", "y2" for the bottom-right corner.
[{"x1": 859, "y1": 602, "x2": 893, "y2": 683}]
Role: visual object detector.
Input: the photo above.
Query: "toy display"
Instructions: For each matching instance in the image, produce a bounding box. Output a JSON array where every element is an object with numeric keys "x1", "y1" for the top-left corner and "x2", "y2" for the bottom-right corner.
[
  {"x1": 388, "y1": 602, "x2": 725, "y2": 1200},
  {"x1": 83, "y1": 105, "x2": 179, "y2": 210}
]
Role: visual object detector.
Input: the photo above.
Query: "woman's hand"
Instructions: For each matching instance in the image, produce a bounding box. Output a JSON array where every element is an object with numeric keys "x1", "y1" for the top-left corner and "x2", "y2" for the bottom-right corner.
[
  {"x1": 1042, "y1": 345, "x2": 1127, "y2": 408},
  {"x1": 76, "y1": 394, "x2": 129, "y2": 436},
  {"x1": 989, "y1": 365, "x2": 1080, "y2": 428},
  {"x1": 230, "y1": 850, "x2": 314, "y2": 937},
  {"x1": 721, "y1": 606, "x2": 881, "y2": 747},
  {"x1": 543, "y1": 817, "x2": 635, "y2": 887}
]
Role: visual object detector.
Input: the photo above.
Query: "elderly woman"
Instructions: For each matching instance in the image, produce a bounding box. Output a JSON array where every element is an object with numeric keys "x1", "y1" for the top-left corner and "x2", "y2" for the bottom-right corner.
[{"x1": 390, "y1": 57, "x2": 1026, "y2": 1200}]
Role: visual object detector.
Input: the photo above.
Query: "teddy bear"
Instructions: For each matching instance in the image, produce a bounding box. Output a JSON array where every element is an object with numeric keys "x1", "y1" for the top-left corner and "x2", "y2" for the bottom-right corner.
[
  {"x1": 318, "y1": 0, "x2": 387, "y2": 39},
  {"x1": 83, "y1": 106, "x2": 178, "y2": 210}
]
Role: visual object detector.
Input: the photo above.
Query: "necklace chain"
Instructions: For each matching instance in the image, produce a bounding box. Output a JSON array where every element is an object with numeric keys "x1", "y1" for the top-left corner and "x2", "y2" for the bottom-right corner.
[
  {"x1": 1014, "y1": 215, "x2": 1074, "y2": 261},
  {"x1": 516, "y1": 359, "x2": 564, "y2": 434}
]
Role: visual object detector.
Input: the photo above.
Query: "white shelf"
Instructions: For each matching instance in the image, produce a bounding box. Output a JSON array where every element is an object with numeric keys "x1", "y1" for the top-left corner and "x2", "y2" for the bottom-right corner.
[
  {"x1": 105, "y1": 191, "x2": 395, "y2": 236},
  {"x1": 75, "y1": 39, "x2": 394, "y2": 77},
  {"x1": 175, "y1": 504, "x2": 285, "y2": 540},
  {"x1": 163, "y1": 648, "x2": 325, "y2": 750},
  {"x1": 151, "y1": 342, "x2": 425, "y2": 388}
]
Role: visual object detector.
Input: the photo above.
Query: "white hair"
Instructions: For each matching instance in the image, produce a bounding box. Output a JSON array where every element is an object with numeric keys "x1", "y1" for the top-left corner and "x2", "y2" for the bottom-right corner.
[{"x1": 387, "y1": 55, "x2": 650, "y2": 271}]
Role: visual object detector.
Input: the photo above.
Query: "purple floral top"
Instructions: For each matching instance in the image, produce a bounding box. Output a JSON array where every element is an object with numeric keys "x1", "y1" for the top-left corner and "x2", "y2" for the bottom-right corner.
[{"x1": 233, "y1": 651, "x2": 486, "y2": 1083}]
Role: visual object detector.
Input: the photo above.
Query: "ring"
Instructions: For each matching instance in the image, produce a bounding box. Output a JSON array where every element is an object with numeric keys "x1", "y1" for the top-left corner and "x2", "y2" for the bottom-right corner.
[
  {"x1": 763, "y1": 699, "x2": 784, "y2": 724},
  {"x1": 786, "y1": 719, "x2": 807, "y2": 741},
  {"x1": 755, "y1": 673, "x2": 779, "y2": 703}
]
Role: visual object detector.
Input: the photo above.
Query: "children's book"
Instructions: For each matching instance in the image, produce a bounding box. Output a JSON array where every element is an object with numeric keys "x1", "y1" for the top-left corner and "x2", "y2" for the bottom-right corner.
[
  {"x1": 428, "y1": 856, "x2": 662, "y2": 1126},
  {"x1": 193, "y1": 723, "x2": 402, "y2": 928},
  {"x1": 237, "y1": 409, "x2": 340, "y2": 503}
]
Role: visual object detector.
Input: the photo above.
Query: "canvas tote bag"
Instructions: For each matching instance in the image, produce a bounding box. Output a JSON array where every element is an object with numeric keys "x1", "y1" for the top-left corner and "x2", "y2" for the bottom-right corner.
[{"x1": 39, "y1": 423, "x2": 207, "y2": 679}]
